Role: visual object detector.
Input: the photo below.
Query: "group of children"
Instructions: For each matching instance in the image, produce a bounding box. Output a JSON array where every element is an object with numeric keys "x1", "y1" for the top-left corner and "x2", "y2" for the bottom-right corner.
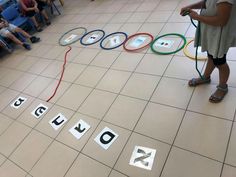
[{"x1": 0, "y1": 0, "x2": 52, "y2": 50}]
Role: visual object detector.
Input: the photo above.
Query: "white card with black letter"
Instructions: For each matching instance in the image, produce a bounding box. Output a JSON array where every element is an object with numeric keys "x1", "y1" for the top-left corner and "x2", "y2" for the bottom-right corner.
[
  {"x1": 31, "y1": 103, "x2": 48, "y2": 119},
  {"x1": 129, "y1": 146, "x2": 156, "y2": 170},
  {"x1": 69, "y1": 119, "x2": 90, "y2": 140},
  {"x1": 86, "y1": 34, "x2": 99, "y2": 43},
  {"x1": 155, "y1": 39, "x2": 174, "y2": 48},
  {"x1": 11, "y1": 96, "x2": 27, "y2": 109},
  {"x1": 94, "y1": 127, "x2": 119, "y2": 150},
  {"x1": 49, "y1": 113, "x2": 67, "y2": 131}
]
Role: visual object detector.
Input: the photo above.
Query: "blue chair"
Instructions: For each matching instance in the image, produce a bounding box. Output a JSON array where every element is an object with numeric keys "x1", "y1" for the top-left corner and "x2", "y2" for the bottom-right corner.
[
  {"x1": 0, "y1": 0, "x2": 17, "y2": 10},
  {"x1": 1, "y1": 4, "x2": 35, "y2": 31}
]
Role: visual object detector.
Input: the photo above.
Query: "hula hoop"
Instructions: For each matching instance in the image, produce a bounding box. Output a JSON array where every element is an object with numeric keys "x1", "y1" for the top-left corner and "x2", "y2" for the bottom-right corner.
[
  {"x1": 151, "y1": 33, "x2": 187, "y2": 55},
  {"x1": 123, "y1": 32, "x2": 154, "y2": 52},
  {"x1": 100, "y1": 32, "x2": 128, "y2": 50},
  {"x1": 183, "y1": 39, "x2": 207, "y2": 60},
  {"x1": 58, "y1": 27, "x2": 87, "y2": 46},
  {"x1": 80, "y1": 29, "x2": 105, "y2": 46}
]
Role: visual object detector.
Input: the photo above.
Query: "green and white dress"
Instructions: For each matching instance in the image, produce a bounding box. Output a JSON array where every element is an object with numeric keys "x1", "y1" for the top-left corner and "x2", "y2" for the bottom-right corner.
[{"x1": 197, "y1": 0, "x2": 236, "y2": 58}]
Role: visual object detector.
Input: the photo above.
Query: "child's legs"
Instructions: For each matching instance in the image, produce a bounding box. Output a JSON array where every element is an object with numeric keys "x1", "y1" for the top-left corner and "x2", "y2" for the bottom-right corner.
[
  {"x1": 37, "y1": 1, "x2": 50, "y2": 21},
  {"x1": 5, "y1": 32, "x2": 23, "y2": 45},
  {"x1": 25, "y1": 11, "x2": 40, "y2": 28},
  {"x1": 0, "y1": 27, "x2": 23, "y2": 45},
  {"x1": 188, "y1": 54, "x2": 216, "y2": 86},
  {"x1": 41, "y1": 9, "x2": 49, "y2": 20},
  {"x1": 9, "y1": 24, "x2": 31, "y2": 39},
  {"x1": 213, "y1": 54, "x2": 230, "y2": 87},
  {"x1": 209, "y1": 54, "x2": 229, "y2": 102},
  {"x1": 203, "y1": 54, "x2": 216, "y2": 78},
  {"x1": 218, "y1": 63, "x2": 230, "y2": 86},
  {"x1": 30, "y1": 16, "x2": 40, "y2": 28}
]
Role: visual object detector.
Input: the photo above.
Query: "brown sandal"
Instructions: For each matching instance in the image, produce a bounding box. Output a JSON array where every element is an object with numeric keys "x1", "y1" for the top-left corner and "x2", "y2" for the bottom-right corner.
[{"x1": 209, "y1": 85, "x2": 228, "y2": 103}]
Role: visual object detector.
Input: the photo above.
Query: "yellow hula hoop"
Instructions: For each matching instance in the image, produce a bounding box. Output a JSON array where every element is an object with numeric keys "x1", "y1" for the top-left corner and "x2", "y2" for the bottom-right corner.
[{"x1": 184, "y1": 39, "x2": 207, "y2": 61}]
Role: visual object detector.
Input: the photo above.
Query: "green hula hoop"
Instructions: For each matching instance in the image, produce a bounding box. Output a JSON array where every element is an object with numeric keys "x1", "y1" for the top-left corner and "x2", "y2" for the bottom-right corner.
[{"x1": 150, "y1": 33, "x2": 187, "y2": 55}]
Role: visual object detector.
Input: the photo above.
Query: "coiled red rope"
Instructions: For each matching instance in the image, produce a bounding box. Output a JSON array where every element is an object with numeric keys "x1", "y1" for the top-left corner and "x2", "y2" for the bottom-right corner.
[{"x1": 46, "y1": 46, "x2": 72, "y2": 102}]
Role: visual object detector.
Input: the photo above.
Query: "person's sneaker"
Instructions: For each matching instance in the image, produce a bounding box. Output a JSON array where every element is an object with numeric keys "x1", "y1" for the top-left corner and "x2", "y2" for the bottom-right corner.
[
  {"x1": 23, "y1": 43, "x2": 31, "y2": 50},
  {"x1": 30, "y1": 36, "x2": 40, "y2": 43}
]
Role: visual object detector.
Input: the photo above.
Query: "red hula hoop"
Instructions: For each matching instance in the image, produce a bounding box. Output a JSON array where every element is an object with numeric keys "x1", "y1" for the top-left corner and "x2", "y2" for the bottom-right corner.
[{"x1": 123, "y1": 32, "x2": 154, "y2": 52}]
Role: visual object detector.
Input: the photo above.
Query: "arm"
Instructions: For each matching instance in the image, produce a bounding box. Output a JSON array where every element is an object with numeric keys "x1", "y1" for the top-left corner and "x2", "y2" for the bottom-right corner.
[
  {"x1": 20, "y1": 0, "x2": 37, "y2": 11},
  {"x1": 0, "y1": 18, "x2": 9, "y2": 27},
  {"x1": 190, "y1": 2, "x2": 233, "y2": 26},
  {"x1": 185, "y1": 0, "x2": 206, "y2": 9},
  {"x1": 180, "y1": 1, "x2": 206, "y2": 15},
  {"x1": 0, "y1": 22, "x2": 5, "y2": 28},
  {"x1": 33, "y1": 0, "x2": 38, "y2": 8}
]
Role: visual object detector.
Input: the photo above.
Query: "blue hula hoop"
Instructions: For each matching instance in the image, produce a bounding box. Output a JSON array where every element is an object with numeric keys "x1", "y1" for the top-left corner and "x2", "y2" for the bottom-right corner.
[
  {"x1": 80, "y1": 29, "x2": 106, "y2": 46},
  {"x1": 100, "y1": 32, "x2": 128, "y2": 50}
]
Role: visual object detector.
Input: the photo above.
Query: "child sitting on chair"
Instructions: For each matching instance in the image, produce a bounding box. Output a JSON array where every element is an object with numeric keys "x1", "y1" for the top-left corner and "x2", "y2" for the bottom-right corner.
[
  {"x1": 0, "y1": 17, "x2": 40, "y2": 50},
  {"x1": 180, "y1": 0, "x2": 236, "y2": 103},
  {"x1": 20, "y1": 0, "x2": 51, "y2": 32}
]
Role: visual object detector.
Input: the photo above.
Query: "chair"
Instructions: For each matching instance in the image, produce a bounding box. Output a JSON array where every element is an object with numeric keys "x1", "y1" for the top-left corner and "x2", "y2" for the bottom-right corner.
[
  {"x1": 49, "y1": 0, "x2": 61, "y2": 15},
  {"x1": 1, "y1": 4, "x2": 35, "y2": 31},
  {"x1": 58, "y1": 0, "x2": 64, "y2": 6},
  {"x1": 0, "y1": 0, "x2": 17, "y2": 10}
]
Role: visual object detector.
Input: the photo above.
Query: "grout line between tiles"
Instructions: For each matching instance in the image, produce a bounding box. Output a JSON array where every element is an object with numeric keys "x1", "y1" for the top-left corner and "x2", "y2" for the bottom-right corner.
[{"x1": 219, "y1": 109, "x2": 236, "y2": 177}]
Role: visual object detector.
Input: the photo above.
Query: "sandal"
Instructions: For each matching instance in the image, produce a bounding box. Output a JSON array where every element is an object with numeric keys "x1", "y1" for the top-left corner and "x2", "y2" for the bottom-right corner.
[
  {"x1": 209, "y1": 85, "x2": 228, "y2": 103},
  {"x1": 188, "y1": 77, "x2": 211, "y2": 87}
]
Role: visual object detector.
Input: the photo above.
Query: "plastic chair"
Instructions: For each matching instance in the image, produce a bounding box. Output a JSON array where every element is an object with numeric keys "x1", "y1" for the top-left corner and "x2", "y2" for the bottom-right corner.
[
  {"x1": 1, "y1": 4, "x2": 35, "y2": 31},
  {"x1": 50, "y1": 0, "x2": 61, "y2": 15}
]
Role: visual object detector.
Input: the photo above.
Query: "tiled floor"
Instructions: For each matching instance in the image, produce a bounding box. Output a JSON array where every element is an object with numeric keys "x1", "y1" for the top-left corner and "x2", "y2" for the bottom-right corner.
[{"x1": 0, "y1": 0, "x2": 236, "y2": 177}]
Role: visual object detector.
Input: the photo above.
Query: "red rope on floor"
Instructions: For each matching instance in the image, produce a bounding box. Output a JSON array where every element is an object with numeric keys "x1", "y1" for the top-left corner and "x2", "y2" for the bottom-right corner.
[{"x1": 46, "y1": 46, "x2": 72, "y2": 102}]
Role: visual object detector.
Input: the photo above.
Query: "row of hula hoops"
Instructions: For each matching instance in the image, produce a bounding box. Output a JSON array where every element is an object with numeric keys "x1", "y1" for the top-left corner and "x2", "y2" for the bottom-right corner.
[{"x1": 59, "y1": 27, "x2": 207, "y2": 60}]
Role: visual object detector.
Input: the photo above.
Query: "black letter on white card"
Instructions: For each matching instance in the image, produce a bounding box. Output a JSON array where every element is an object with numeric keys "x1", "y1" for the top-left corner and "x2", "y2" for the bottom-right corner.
[
  {"x1": 75, "y1": 123, "x2": 86, "y2": 133},
  {"x1": 11, "y1": 97, "x2": 27, "y2": 109},
  {"x1": 31, "y1": 104, "x2": 48, "y2": 119},
  {"x1": 129, "y1": 146, "x2": 156, "y2": 170},
  {"x1": 49, "y1": 113, "x2": 67, "y2": 130},
  {"x1": 100, "y1": 131, "x2": 115, "y2": 145},
  {"x1": 94, "y1": 127, "x2": 118, "y2": 150},
  {"x1": 69, "y1": 119, "x2": 91, "y2": 140}
]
